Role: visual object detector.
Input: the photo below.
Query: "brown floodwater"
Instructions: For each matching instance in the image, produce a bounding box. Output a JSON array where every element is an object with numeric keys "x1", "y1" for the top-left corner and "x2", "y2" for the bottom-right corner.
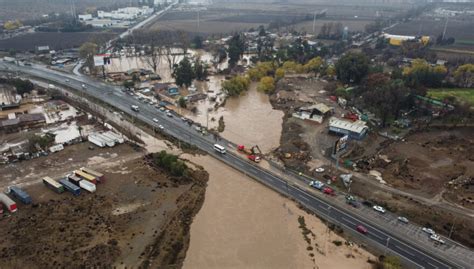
[{"x1": 182, "y1": 154, "x2": 374, "y2": 269}]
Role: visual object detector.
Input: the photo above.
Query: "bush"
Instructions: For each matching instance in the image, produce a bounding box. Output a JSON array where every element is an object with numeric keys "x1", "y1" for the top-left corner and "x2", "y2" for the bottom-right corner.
[
  {"x1": 332, "y1": 240, "x2": 343, "y2": 246},
  {"x1": 151, "y1": 151, "x2": 188, "y2": 177},
  {"x1": 222, "y1": 75, "x2": 250, "y2": 96}
]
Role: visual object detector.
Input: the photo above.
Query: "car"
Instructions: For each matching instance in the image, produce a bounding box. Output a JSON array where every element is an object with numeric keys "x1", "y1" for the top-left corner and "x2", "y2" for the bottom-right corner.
[
  {"x1": 81, "y1": 84, "x2": 86, "y2": 88},
  {"x1": 166, "y1": 111, "x2": 173, "y2": 117},
  {"x1": 315, "y1": 167, "x2": 325, "y2": 173},
  {"x1": 159, "y1": 107, "x2": 166, "y2": 111},
  {"x1": 65, "y1": 79, "x2": 70, "y2": 82},
  {"x1": 345, "y1": 195, "x2": 359, "y2": 208},
  {"x1": 153, "y1": 118, "x2": 159, "y2": 123},
  {"x1": 323, "y1": 187, "x2": 335, "y2": 196},
  {"x1": 422, "y1": 227, "x2": 435, "y2": 235},
  {"x1": 309, "y1": 180, "x2": 324, "y2": 190},
  {"x1": 181, "y1": 116, "x2": 187, "y2": 121},
  {"x1": 372, "y1": 205, "x2": 386, "y2": 214},
  {"x1": 158, "y1": 125, "x2": 164, "y2": 130},
  {"x1": 397, "y1": 216, "x2": 409, "y2": 224},
  {"x1": 356, "y1": 225, "x2": 368, "y2": 234},
  {"x1": 430, "y1": 234, "x2": 445, "y2": 244}
]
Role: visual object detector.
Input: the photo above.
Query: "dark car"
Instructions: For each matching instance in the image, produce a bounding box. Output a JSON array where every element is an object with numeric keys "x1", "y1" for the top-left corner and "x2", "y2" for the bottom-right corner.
[
  {"x1": 356, "y1": 225, "x2": 368, "y2": 234},
  {"x1": 345, "y1": 195, "x2": 359, "y2": 208},
  {"x1": 362, "y1": 200, "x2": 373, "y2": 208}
]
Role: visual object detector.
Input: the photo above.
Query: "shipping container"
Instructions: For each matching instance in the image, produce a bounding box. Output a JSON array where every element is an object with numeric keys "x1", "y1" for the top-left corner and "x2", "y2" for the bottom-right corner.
[
  {"x1": 0, "y1": 193, "x2": 17, "y2": 213},
  {"x1": 68, "y1": 174, "x2": 82, "y2": 186},
  {"x1": 58, "y1": 178, "x2": 81, "y2": 196},
  {"x1": 8, "y1": 186, "x2": 32, "y2": 205},
  {"x1": 79, "y1": 180, "x2": 96, "y2": 193},
  {"x1": 88, "y1": 134, "x2": 106, "y2": 147},
  {"x1": 80, "y1": 167, "x2": 105, "y2": 183},
  {"x1": 102, "y1": 132, "x2": 124, "y2": 144},
  {"x1": 74, "y1": 170, "x2": 97, "y2": 184},
  {"x1": 94, "y1": 133, "x2": 115, "y2": 147},
  {"x1": 43, "y1": 177, "x2": 65, "y2": 193}
]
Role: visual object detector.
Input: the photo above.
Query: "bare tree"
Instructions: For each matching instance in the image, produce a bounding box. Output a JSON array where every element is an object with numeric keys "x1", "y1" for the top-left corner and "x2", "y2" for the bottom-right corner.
[{"x1": 141, "y1": 32, "x2": 164, "y2": 74}]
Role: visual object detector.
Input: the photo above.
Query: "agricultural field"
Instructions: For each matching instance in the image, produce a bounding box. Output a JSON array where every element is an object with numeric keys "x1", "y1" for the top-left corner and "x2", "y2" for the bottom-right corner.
[
  {"x1": 428, "y1": 88, "x2": 474, "y2": 106},
  {"x1": 0, "y1": 32, "x2": 117, "y2": 51}
]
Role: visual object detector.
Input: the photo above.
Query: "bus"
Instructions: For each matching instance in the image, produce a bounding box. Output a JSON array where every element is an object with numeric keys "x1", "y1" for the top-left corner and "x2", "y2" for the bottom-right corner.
[
  {"x1": 74, "y1": 170, "x2": 97, "y2": 184},
  {"x1": 43, "y1": 177, "x2": 65, "y2": 194},
  {"x1": 80, "y1": 167, "x2": 105, "y2": 183},
  {"x1": 213, "y1": 144, "x2": 226, "y2": 154}
]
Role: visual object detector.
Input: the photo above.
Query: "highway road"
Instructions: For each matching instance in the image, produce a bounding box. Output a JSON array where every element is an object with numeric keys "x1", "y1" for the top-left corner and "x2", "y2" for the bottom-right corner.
[{"x1": 1, "y1": 61, "x2": 473, "y2": 269}]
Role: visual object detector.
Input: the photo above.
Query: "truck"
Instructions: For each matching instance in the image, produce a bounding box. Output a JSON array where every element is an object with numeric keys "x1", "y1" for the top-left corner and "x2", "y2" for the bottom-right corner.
[
  {"x1": 80, "y1": 167, "x2": 105, "y2": 183},
  {"x1": 101, "y1": 131, "x2": 124, "y2": 144},
  {"x1": 68, "y1": 174, "x2": 82, "y2": 186},
  {"x1": 237, "y1": 145, "x2": 262, "y2": 163},
  {"x1": 58, "y1": 178, "x2": 81, "y2": 196},
  {"x1": 79, "y1": 180, "x2": 96, "y2": 193},
  {"x1": 88, "y1": 134, "x2": 107, "y2": 148},
  {"x1": 74, "y1": 170, "x2": 97, "y2": 184},
  {"x1": 94, "y1": 133, "x2": 115, "y2": 147},
  {"x1": 7, "y1": 186, "x2": 32, "y2": 205},
  {"x1": 0, "y1": 193, "x2": 17, "y2": 213},
  {"x1": 43, "y1": 176, "x2": 64, "y2": 193}
]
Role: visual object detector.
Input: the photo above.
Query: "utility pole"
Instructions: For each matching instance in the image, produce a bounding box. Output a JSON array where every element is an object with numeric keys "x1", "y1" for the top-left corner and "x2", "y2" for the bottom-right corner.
[
  {"x1": 384, "y1": 237, "x2": 391, "y2": 256},
  {"x1": 312, "y1": 11, "x2": 317, "y2": 34},
  {"x1": 442, "y1": 16, "x2": 449, "y2": 40},
  {"x1": 449, "y1": 217, "x2": 456, "y2": 238}
]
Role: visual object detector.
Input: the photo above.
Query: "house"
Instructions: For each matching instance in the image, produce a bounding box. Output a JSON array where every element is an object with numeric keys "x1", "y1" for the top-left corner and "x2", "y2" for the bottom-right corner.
[
  {"x1": 154, "y1": 83, "x2": 179, "y2": 103},
  {"x1": 328, "y1": 117, "x2": 368, "y2": 140},
  {"x1": 293, "y1": 103, "x2": 333, "y2": 123},
  {"x1": 186, "y1": 93, "x2": 207, "y2": 103},
  {"x1": 78, "y1": 14, "x2": 93, "y2": 21}
]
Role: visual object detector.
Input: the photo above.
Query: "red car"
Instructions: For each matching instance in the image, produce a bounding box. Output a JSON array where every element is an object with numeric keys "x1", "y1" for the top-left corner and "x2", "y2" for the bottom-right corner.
[
  {"x1": 323, "y1": 187, "x2": 335, "y2": 196},
  {"x1": 356, "y1": 225, "x2": 368, "y2": 234}
]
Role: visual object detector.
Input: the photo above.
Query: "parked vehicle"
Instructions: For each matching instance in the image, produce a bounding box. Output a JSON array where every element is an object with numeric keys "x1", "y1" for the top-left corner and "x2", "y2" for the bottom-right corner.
[
  {"x1": 59, "y1": 178, "x2": 81, "y2": 196},
  {"x1": 80, "y1": 167, "x2": 105, "y2": 183},
  {"x1": 213, "y1": 144, "x2": 226, "y2": 154},
  {"x1": 345, "y1": 195, "x2": 359, "y2": 208},
  {"x1": 397, "y1": 216, "x2": 409, "y2": 224},
  {"x1": 422, "y1": 227, "x2": 435, "y2": 235},
  {"x1": 159, "y1": 125, "x2": 164, "y2": 130},
  {"x1": 356, "y1": 225, "x2": 368, "y2": 234},
  {"x1": 74, "y1": 170, "x2": 97, "y2": 184},
  {"x1": 79, "y1": 180, "x2": 96, "y2": 193},
  {"x1": 0, "y1": 193, "x2": 17, "y2": 213},
  {"x1": 315, "y1": 167, "x2": 325, "y2": 173},
  {"x1": 166, "y1": 111, "x2": 173, "y2": 117},
  {"x1": 373, "y1": 205, "x2": 386, "y2": 214},
  {"x1": 7, "y1": 186, "x2": 32, "y2": 205},
  {"x1": 88, "y1": 134, "x2": 107, "y2": 148},
  {"x1": 43, "y1": 177, "x2": 64, "y2": 193},
  {"x1": 430, "y1": 234, "x2": 445, "y2": 244},
  {"x1": 323, "y1": 187, "x2": 336, "y2": 196},
  {"x1": 247, "y1": 155, "x2": 261, "y2": 163},
  {"x1": 153, "y1": 118, "x2": 159, "y2": 123},
  {"x1": 68, "y1": 174, "x2": 82, "y2": 186},
  {"x1": 309, "y1": 180, "x2": 325, "y2": 190}
]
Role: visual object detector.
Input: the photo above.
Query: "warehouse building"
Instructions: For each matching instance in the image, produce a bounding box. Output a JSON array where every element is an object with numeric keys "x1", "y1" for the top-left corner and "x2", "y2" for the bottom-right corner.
[{"x1": 328, "y1": 117, "x2": 368, "y2": 140}]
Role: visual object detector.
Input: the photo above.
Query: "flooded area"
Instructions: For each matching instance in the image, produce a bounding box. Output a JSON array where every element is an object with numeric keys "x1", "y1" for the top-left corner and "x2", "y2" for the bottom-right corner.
[{"x1": 182, "y1": 154, "x2": 375, "y2": 269}]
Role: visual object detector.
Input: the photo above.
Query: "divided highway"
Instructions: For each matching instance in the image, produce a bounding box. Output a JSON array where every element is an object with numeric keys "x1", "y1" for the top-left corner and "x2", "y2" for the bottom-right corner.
[{"x1": 1, "y1": 61, "x2": 473, "y2": 269}]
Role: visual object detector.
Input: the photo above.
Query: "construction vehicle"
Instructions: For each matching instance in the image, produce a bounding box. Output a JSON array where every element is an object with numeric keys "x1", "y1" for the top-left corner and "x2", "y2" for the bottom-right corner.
[{"x1": 237, "y1": 145, "x2": 262, "y2": 163}]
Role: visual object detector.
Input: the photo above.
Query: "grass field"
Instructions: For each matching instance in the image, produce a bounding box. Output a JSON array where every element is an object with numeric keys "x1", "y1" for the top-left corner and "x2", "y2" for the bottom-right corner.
[{"x1": 428, "y1": 88, "x2": 474, "y2": 106}]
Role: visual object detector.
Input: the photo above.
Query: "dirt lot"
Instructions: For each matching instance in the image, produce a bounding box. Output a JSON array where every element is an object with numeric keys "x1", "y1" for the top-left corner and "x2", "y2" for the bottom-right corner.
[
  {"x1": 370, "y1": 128, "x2": 474, "y2": 206},
  {"x1": 0, "y1": 142, "x2": 208, "y2": 268}
]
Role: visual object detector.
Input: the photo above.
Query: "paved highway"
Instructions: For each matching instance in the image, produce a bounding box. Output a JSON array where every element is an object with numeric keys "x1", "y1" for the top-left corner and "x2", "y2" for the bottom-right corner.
[{"x1": 1, "y1": 61, "x2": 473, "y2": 269}]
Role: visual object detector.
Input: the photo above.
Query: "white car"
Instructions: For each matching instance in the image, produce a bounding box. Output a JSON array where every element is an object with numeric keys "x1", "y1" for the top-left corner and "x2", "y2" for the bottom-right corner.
[
  {"x1": 422, "y1": 227, "x2": 435, "y2": 235},
  {"x1": 81, "y1": 84, "x2": 86, "y2": 88},
  {"x1": 65, "y1": 79, "x2": 70, "y2": 82},
  {"x1": 372, "y1": 205, "x2": 386, "y2": 214},
  {"x1": 158, "y1": 125, "x2": 164, "y2": 130},
  {"x1": 153, "y1": 118, "x2": 159, "y2": 123},
  {"x1": 315, "y1": 167, "x2": 325, "y2": 173},
  {"x1": 430, "y1": 234, "x2": 445, "y2": 244},
  {"x1": 397, "y1": 216, "x2": 409, "y2": 224},
  {"x1": 166, "y1": 112, "x2": 173, "y2": 117}
]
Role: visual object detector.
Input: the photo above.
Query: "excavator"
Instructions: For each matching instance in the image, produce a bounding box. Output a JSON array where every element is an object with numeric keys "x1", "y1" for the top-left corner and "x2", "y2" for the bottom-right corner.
[{"x1": 237, "y1": 145, "x2": 262, "y2": 163}]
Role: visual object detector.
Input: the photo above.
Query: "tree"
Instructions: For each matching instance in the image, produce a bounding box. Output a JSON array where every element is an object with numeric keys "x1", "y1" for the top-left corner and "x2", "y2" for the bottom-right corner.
[
  {"x1": 79, "y1": 42, "x2": 98, "y2": 74},
  {"x1": 247, "y1": 61, "x2": 275, "y2": 81},
  {"x1": 335, "y1": 52, "x2": 369, "y2": 84},
  {"x1": 304, "y1": 57, "x2": 323, "y2": 75},
  {"x1": 123, "y1": 80, "x2": 135, "y2": 89},
  {"x1": 453, "y1": 64, "x2": 474, "y2": 88},
  {"x1": 257, "y1": 76, "x2": 275, "y2": 93},
  {"x1": 403, "y1": 59, "x2": 447, "y2": 88},
  {"x1": 227, "y1": 33, "x2": 245, "y2": 67},
  {"x1": 173, "y1": 57, "x2": 195, "y2": 87},
  {"x1": 9, "y1": 78, "x2": 34, "y2": 96},
  {"x1": 141, "y1": 32, "x2": 164, "y2": 74},
  {"x1": 192, "y1": 35, "x2": 203, "y2": 49},
  {"x1": 383, "y1": 256, "x2": 402, "y2": 269},
  {"x1": 275, "y1": 68, "x2": 285, "y2": 80},
  {"x1": 222, "y1": 75, "x2": 250, "y2": 96},
  {"x1": 193, "y1": 58, "x2": 208, "y2": 81},
  {"x1": 178, "y1": 96, "x2": 187, "y2": 108}
]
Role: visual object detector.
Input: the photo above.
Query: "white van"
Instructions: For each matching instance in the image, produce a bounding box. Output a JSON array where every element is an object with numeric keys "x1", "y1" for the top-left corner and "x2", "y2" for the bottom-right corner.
[
  {"x1": 131, "y1": 105, "x2": 139, "y2": 112},
  {"x1": 213, "y1": 144, "x2": 226, "y2": 154}
]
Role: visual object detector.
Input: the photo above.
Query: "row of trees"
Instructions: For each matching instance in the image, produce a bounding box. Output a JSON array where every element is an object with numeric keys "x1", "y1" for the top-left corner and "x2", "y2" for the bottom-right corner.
[
  {"x1": 0, "y1": 77, "x2": 35, "y2": 97},
  {"x1": 318, "y1": 22, "x2": 344, "y2": 40},
  {"x1": 173, "y1": 57, "x2": 209, "y2": 87}
]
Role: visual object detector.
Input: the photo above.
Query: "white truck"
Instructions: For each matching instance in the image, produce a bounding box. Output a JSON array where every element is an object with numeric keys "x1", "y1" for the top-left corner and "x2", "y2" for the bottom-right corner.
[
  {"x1": 88, "y1": 134, "x2": 107, "y2": 147},
  {"x1": 79, "y1": 180, "x2": 96, "y2": 193}
]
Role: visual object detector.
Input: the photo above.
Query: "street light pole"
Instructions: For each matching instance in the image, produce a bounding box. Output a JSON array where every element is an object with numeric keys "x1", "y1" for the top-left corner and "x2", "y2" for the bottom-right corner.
[{"x1": 384, "y1": 237, "x2": 390, "y2": 256}]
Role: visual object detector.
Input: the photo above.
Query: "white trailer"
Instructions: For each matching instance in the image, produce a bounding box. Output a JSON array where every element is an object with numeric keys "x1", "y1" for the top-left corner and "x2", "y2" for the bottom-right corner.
[
  {"x1": 88, "y1": 134, "x2": 106, "y2": 147},
  {"x1": 102, "y1": 131, "x2": 124, "y2": 144},
  {"x1": 79, "y1": 180, "x2": 96, "y2": 193},
  {"x1": 95, "y1": 133, "x2": 115, "y2": 147}
]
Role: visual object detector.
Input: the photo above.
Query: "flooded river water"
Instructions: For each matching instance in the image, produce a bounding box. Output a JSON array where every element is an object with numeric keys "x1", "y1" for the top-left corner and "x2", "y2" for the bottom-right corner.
[{"x1": 182, "y1": 154, "x2": 374, "y2": 269}]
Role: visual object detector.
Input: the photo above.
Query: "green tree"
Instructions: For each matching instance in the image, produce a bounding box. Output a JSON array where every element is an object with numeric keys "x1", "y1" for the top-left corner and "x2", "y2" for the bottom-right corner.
[
  {"x1": 222, "y1": 75, "x2": 250, "y2": 96},
  {"x1": 192, "y1": 35, "x2": 203, "y2": 49},
  {"x1": 275, "y1": 68, "x2": 285, "y2": 80},
  {"x1": 178, "y1": 96, "x2": 187, "y2": 108},
  {"x1": 257, "y1": 76, "x2": 275, "y2": 93},
  {"x1": 193, "y1": 58, "x2": 208, "y2": 81},
  {"x1": 453, "y1": 64, "x2": 474, "y2": 88},
  {"x1": 335, "y1": 52, "x2": 369, "y2": 84},
  {"x1": 383, "y1": 256, "x2": 402, "y2": 269},
  {"x1": 304, "y1": 56, "x2": 323, "y2": 75},
  {"x1": 173, "y1": 57, "x2": 195, "y2": 87},
  {"x1": 9, "y1": 78, "x2": 34, "y2": 96},
  {"x1": 123, "y1": 80, "x2": 135, "y2": 89},
  {"x1": 227, "y1": 33, "x2": 245, "y2": 67}
]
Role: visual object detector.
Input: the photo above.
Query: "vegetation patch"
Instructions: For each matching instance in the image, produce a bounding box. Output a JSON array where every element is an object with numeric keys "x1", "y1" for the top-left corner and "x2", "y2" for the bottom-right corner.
[{"x1": 428, "y1": 88, "x2": 474, "y2": 106}]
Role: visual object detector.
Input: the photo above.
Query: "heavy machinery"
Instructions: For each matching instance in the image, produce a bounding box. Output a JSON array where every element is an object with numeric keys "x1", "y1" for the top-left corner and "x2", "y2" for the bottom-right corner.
[{"x1": 237, "y1": 145, "x2": 262, "y2": 163}]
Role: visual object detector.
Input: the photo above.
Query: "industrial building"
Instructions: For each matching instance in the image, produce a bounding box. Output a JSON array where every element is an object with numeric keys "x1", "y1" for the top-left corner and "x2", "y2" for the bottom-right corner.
[
  {"x1": 292, "y1": 103, "x2": 333, "y2": 124},
  {"x1": 328, "y1": 117, "x2": 368, "y2": 140}
]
